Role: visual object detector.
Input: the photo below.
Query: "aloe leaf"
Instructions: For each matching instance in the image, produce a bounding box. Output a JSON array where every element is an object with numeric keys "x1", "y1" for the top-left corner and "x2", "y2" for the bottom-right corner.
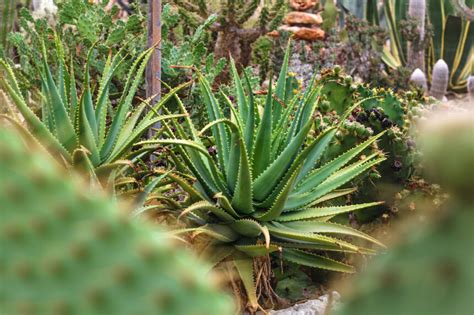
[
  {"x1": 282, "y1": 249, "x2": 355, "y2": 273},
  {"x1": 294, "y1": 132, "x2": 385, "y2": 196},
  {"x1": 215, "y1": 193, "x2": 241, "y2": 218},
  {"x1": 230, "y1": 56, "x2": 248, "y2": 125},
  {"x1": 135, "y1": 172, "x2": 170, "y2": 208},
  {"x1": 273, "y1": 242, "x2": 376, "y2": 255},
  {"x1": 230, "y1": 219, "x2": 267, "y2": 237},
  {"x1": 256, "y1": 128, "x2": 337, "y2": 209},
  {"x1": 287, "y1": 156, "x2": 385, "y2": 211},
  {"x1": 279, "y1": 202, "x2": 384, "y2": 222},
  {"x1": 41, "y1": 41, "x2": 77, "y2": 152},
  {"x1": 180, "y1": 201, "x2": 235, "y2": 222},
  {"x1": 0, "y1": 71, "x2": 72, "y2": 163},
  {"x1": 235, "y1": 244, "x2": 279, "y2": 257},
  {"x1": 101, "y1": 48, "x2": 154, "y2": 160},
  {"x1": 252, "y1": 78, "x2": 273, "y2": 178},
  {"x1": 242, "y1": 70, "x2": 255, "y2": 154},
  {"x1": 233, "y1": 255, "x2": 259, "y2": 311},
  {"x1": 255, "y1": 165, "x2": 302, "y2": 222},
  {"x1": 253, "y1": 120, "x2": 312, "y2": 201},
  {"x1": 77, "y1": 96, "x2": 101, "y2": 166},
  {"x1": 273, "y1": 40, "x2": 291, "y2": 127},
  {"x1": 198, "y1": 73, "x2": 229, "y2": 172},
  {"x1": 279, "y1": 220, "x2": 385, "y2": 247},
  {"x1": 266, "y1": 223, "x2": 359, "y2": 251}
]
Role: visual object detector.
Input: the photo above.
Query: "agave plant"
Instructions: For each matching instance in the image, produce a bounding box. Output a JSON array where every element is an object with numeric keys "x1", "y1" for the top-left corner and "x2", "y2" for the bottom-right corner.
[
  {"x1": 0, "y1": 38, "x2": 186, "y2": 181},
  {"x1": 138, "y1": 45, "x2": 386, "y2": 310}
]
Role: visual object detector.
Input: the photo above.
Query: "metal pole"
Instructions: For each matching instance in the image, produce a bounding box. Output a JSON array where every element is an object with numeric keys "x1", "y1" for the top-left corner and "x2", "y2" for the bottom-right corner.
[{"x1": 147, "y1": 0, "x2": 162, "y2": 134}]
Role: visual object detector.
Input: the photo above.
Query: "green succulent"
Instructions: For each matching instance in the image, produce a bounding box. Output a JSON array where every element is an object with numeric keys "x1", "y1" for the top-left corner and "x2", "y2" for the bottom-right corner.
[
  {"x1": 0, "y1": 40, "x2": 185, "y2": 180},
  {"x1": 138, "y1": 44, "x2": 386, "y2": 310},
  {"x1": 0, "y1": 125, "x2": 234, "y2": 315},
  {"x1": 336, "y1": 110, "x2": 474, "y2": 315}
]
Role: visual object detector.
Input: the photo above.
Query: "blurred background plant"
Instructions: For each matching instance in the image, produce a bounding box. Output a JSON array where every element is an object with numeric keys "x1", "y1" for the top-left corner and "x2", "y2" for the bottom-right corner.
[
  {"x1": 335, "y1": 107, "x2": 474, "y2": 315},
  {"x1": 0, "y1": 123, "x2": 234, "y2": 315}
]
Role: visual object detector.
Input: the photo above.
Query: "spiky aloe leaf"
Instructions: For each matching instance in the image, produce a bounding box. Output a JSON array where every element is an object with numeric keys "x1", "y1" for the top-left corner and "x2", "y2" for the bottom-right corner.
[
  {"x1": 180, "y1": 201, "x2": 235, "y2": 222},
  {"x1": 233, "y1": 255, "x2": 259, "y2": 311},
  {"x1": 282, "y1": 249, "x2": 355, "y2": 273},
  {"x1": 278, "y1": 221, "x2": 385, "y2": 247},
  {"x1": 235, "y1": 244, "x2": 280, "y2": 257},
  {"x1": 279, "y1": 202, "x2": 384, "y2": 221},
  {"x1": 252, "y1": 79, "x2": 273, "y2": 178}
]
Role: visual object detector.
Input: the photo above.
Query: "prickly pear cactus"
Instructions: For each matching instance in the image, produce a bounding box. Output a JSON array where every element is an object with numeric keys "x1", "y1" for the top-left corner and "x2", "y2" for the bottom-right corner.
[
  {"x1": 336, "y1": 109, "x2": 474, "y2": 315},
  {"x1": 315, "y1": 68, "x2": 425, "y2": 221},
  {"x1": 0, "y1": 126, "x2": 233, "y2": 315}
]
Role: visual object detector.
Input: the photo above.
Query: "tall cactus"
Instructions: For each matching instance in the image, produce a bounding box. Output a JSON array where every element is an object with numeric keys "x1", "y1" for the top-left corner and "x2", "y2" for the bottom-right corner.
[
  {"x1": 0, "y1": 125, "x2": 234, "y2": 315},
  {"x1": 407, "y1": 0, "x2": 426, "y2": 70},
  {"x1": 429, "y1": 59, "x2": 449, "y2": 100}
]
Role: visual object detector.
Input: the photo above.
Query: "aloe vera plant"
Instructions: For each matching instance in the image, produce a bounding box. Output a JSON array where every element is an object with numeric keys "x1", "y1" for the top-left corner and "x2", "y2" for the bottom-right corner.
[
  {"x1": 0, "y1": 40, "x2": 186, "y2": 180},
  {"x1": 138, "y1": 44, "x2": 386, "y2": 310}
]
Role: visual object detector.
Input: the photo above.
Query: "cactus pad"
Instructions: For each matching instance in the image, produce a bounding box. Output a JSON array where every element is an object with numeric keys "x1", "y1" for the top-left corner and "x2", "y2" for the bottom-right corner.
[{"x1": 0, "y1": 126, "x2": 233, "y2": 315}]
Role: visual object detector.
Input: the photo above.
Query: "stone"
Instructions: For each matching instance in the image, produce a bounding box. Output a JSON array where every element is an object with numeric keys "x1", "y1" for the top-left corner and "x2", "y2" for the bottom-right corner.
[
  {"x1": 279, "y1": 26, "x2": 325, "y2": 41},
  {"x1": 266, "y1": 292, "x2": 340, "y2": 315},
  {"x1": 290, "y1": 0, "x2": 319, "y2": 11},
  {"x1": 284, "y1": 12, "x2": 323, "y2": 25}
]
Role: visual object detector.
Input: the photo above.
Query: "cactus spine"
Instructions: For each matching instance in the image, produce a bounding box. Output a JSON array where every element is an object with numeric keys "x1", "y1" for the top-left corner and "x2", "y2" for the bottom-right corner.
[
  {"x1": 407, "y1": 0, "x2": 426, "y2": 70},
  {"x1": 410, "y1": 68, "x2": 428, "y2": 93},
  {"x1": 429, "y1": 59, "x2": 449, "y2": 100},
  {"x1": 0, "y1": 126, "x2": 233, "y2": 315}
]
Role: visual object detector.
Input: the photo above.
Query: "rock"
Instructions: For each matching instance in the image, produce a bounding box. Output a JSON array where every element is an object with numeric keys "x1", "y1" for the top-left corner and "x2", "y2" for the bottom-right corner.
[
  {"x1": 284, "y1": 12, "x2": 323, "y2": 25},
  {"x1": 290, "y1": 0, "x2": 319, "y2": 11},
  {"x1": 267, "y1": 292, "x2": 340, "y2": 315},
  {"x1": 279, "y1": 26, "x2": 325, "y2": 41}
]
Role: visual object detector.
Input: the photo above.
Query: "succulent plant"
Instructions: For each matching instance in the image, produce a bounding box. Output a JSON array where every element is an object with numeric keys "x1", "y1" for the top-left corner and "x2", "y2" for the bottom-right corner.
[
  {"x1": 429, "y1": 59, "x2": 449, "y2": 100},
  {"x1": 138, "y1": 43, "x2": 385, "y2": 310},
  {"x1": 410, "y1": 68, "x2": 428, "y2": 92},
  {"x1": 0, "y1": 41, "x2": 186, "y2": 181},
  {"x1": 314, "y1": 67, "x2": 425, "y2": 221},
  {"x1": 336, "y1": 109, "x2": 474, "y2": 315},
  {"x1": 0, "y1": 124, "x2": 234, "y2": 315}
]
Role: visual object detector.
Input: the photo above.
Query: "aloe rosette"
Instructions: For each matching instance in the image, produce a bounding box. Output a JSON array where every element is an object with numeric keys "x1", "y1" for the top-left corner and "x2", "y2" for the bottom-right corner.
[
  {"x1": 138, "y1": 45, "x2": 386, "y2": 310},
  {"x1": 0, "y1": 38, "x2": 186, "y2": 180}
]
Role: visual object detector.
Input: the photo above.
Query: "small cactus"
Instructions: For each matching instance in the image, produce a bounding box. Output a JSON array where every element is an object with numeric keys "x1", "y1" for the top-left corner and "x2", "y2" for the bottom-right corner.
[
  {"x1": 429, "y1": 59, "x2": 449, "y2": 100},
  {"x1": 467, "y1": 75, "x2": 474, "y2": 102},
  {"x1": 407, "y1": 0, "x2": 426, "y2": 70},
  {"x1": 0, "y1": 126, "x2": 233, "y2": 315},
  {"x1": 410, "y1": 68, "x2": 428, "y2": 93}
]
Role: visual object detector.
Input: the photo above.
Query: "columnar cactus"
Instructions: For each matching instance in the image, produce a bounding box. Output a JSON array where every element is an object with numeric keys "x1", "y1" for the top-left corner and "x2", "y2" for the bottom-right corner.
[
  {"x1": 407, "y1": 0, "x2": 426, "y2": 70},
  {"x1": 410, "y1": 68, "x2": 428, "y2": 93},
  {"x1": 0, "y1": 125, "x2": 233, "y2": 315},
  {"x1": 429, "y1": 59, "x2": 449, "y2": 100}
]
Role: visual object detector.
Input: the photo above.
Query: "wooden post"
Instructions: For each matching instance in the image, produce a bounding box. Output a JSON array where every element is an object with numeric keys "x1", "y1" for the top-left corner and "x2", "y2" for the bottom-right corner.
[{"x1": 146, "y1": 0, "x2": 162, "y2": 137}]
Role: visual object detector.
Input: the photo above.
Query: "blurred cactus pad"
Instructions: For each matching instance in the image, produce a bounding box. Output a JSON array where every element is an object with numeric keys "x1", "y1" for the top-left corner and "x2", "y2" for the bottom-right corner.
[
  {"x1": 0, "y1": 126, "x2": 233, "y2": 315},
  {"x1": 336, "y1": 108, "x2": 474, "y2": 315}
]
